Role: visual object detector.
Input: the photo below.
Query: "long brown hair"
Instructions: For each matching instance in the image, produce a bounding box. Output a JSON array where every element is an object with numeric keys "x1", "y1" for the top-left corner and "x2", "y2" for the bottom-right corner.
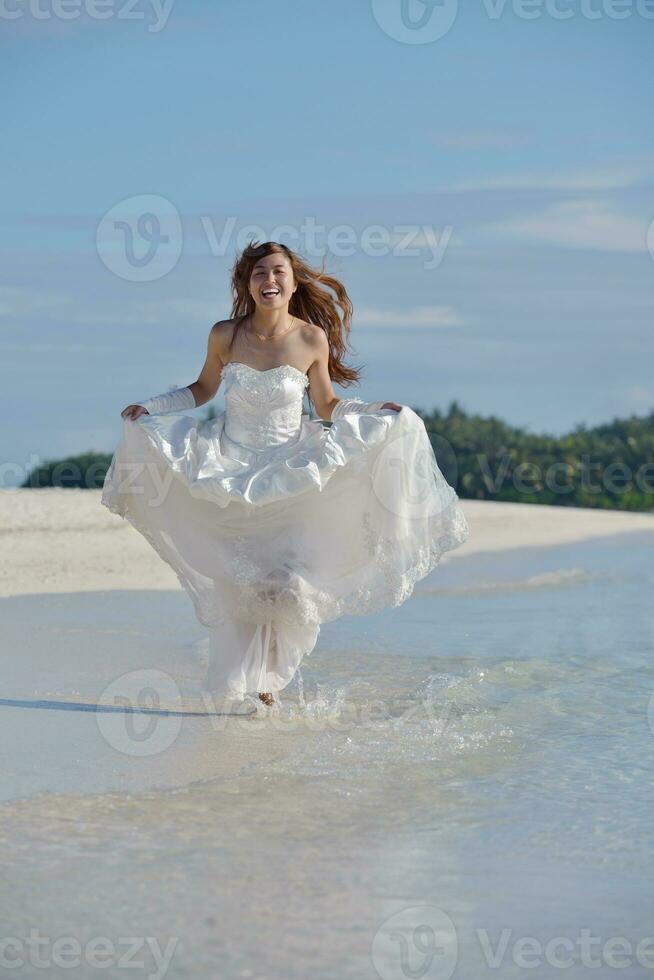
[{"x1": 228, "y1": 240, "x2": 364, "y2": 399}]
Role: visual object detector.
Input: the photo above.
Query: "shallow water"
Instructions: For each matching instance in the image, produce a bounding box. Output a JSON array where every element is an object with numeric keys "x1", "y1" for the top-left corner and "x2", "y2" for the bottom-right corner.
[{"x1": 1, "y1": 530, "x2": 653, "y2": 979}]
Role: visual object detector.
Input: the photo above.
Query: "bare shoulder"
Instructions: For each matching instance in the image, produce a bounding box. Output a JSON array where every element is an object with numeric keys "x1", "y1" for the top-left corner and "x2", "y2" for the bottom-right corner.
[
  {"x1": 209, "y1": 318, "x2": 240, "y2": 363},
  {"x1": 299, "y1": 321, "x2": 329, "y2": 368}
]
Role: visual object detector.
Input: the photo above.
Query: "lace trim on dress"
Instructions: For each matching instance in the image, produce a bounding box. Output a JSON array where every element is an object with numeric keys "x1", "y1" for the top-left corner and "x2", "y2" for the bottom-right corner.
[
  {"x1": 222, "y1": 362, "x2": 309, "y2": 401},
  {"x1": 101, "y1": 476, "x2": 469, "y2": 631},
  {"x1": 360, "y1": 504, "x2": 470, "y2": 610},
  {"x1": 221, "y1": 504, "x2": 470, "y2": 628}
]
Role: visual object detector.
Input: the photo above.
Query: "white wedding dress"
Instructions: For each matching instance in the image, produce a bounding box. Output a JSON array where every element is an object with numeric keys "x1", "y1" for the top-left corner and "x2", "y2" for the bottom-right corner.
[{"x1": 101, "y1": 361, "x2": 469, "y2": 699}]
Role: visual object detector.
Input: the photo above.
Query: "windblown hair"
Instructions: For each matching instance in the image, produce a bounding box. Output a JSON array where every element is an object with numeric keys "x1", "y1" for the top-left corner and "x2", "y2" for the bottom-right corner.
[{"x1": 228, "y1": 240, "x2": 364, "y2": 397}]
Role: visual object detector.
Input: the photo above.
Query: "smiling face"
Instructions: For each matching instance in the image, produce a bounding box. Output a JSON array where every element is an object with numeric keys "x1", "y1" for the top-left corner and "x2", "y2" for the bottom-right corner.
[{"x1": 248, "y1": 253, "x2": 297, "y2": 310}]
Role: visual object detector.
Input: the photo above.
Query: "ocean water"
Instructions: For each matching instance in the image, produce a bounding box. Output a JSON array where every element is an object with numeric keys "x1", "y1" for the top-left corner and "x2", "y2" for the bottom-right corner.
[{"x1": 1, "y1": 529, "x2": 653, "y2": 979}]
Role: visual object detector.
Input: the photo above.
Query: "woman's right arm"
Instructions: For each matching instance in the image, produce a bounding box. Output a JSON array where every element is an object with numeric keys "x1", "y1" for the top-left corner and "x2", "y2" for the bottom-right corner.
[
  {"x1": 121, "y1": 321, "x2": 230, "y2": 419},
  {"x1": 192, "y1": 320, "x2": 232, "y2": 406}
]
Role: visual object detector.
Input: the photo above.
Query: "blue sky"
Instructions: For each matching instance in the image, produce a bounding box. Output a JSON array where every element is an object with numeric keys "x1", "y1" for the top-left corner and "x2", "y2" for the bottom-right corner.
[{"x1": 1, "y1": 0, "x2": 653, "y2": 486}]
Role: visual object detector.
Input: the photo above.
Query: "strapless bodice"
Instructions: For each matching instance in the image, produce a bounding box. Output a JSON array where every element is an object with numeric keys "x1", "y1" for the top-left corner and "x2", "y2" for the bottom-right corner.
[{"x1": 221, "y1": 361, "x2": 310, "y2": 452}]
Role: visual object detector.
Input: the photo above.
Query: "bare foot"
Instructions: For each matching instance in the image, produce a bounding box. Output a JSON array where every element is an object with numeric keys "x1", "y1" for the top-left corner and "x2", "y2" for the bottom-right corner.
[{"x1": 258, "y1": 692, "x2": 275, "y2": 706}]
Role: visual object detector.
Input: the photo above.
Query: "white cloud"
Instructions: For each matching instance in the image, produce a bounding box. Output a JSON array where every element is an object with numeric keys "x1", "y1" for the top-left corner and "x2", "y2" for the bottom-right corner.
[
  {"x1": 0, "y1": 289, "x2": 222, "y2": 328},
  {"x1": 121, "y1": 299, "x2": 222, "y2": 326},
  {"x1": 482, "y1": 199, "x2": 650, "y2": 253},
  {"x1": 449, "y1": 159, "x2": 654, "y2": 193},
  {"x1": 0, "y1": 288, "x2": 467, "y2": 332},
  {"x1": 0, "y1": 285, "x2": 124, "y2": 325},
  {"x1": 0, "y1": 286, "x2": 72, "y2": 318},
  {"x1": 621, "y1": 386, "x2": 654, "y2": 415},
  {"x1": 355, "y1": 306, "x2": 467, "y2": 328},
  {"x1": 0, "y1": 342, "x2": 120, "y2": 353},
  {"x1": 430, "y1": 128, "x2": 533, "y2": 152}
]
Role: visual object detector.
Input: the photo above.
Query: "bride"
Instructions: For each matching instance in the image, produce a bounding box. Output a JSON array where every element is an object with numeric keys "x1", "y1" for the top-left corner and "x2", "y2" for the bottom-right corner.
[{"x1": 102, "y1": 240, "x2": 469, "y2": 708}]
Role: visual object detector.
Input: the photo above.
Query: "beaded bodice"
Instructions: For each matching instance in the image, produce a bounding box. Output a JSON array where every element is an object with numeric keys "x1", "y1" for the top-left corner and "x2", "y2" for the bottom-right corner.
[{"x1": 221, "y1": 361, "x2": 310, "y2": 452}]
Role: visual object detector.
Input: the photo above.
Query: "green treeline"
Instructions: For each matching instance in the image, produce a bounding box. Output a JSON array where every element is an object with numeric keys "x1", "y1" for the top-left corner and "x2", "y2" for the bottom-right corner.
[
  {"x1": 20, "y1": 402, "x2": 654, "y2": 512},
  {"x1": 419, "y1": 401, "x2": 654, "y2": 512}
]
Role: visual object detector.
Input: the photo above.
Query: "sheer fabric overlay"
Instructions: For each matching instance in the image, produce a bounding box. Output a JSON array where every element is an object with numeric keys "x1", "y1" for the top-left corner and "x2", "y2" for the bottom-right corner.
[{"x1": 102, "y1": 362, "x2": 469, "y2": 697}]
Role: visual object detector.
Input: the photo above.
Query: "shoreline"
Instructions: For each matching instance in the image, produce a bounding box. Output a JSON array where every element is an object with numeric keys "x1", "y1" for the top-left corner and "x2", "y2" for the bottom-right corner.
[
  {"x1": 2, "y1": 489, "x2": 652, "y2": 806},
  {"x1": 1, "y1": 488, "x2": 652, "y2": 598}
]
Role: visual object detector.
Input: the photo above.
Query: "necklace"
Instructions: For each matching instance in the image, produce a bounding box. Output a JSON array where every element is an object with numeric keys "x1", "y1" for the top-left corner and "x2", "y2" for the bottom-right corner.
[{"x1": 244, "y1": 314, "x2": 296, "y2": 342}]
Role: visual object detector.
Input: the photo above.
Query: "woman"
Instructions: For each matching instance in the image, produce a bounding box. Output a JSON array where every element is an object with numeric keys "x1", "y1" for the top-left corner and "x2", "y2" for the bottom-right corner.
[{"x1": 102, "y1": 241, "x2": 469, "y2": 708}]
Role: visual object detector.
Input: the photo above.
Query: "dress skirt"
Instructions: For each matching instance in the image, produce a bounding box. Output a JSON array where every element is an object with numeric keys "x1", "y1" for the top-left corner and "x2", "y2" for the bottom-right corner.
[{"x1": 101, "y1": 395, "x2": 469, "y2": 700}]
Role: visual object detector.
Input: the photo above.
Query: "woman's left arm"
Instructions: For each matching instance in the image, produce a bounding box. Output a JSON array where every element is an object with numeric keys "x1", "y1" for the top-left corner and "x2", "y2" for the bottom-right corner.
[{"x1": 307, "y1": 331, "x2": 402, "y2": 418}]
